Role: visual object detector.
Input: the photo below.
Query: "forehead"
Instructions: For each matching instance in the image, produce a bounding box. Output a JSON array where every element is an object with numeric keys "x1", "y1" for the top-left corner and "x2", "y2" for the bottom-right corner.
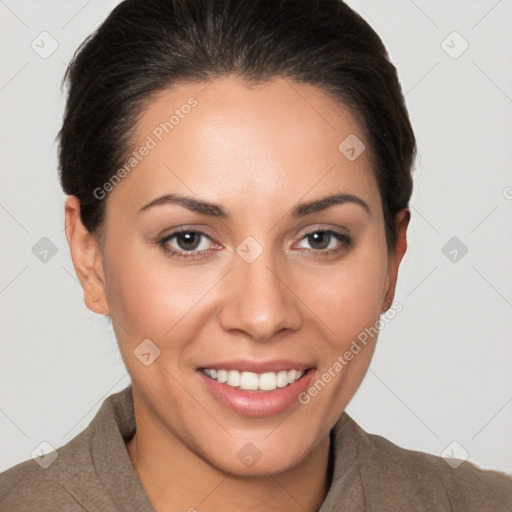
[{"x1": 108, "y1": 76, "x2": 379, "y2": 215}]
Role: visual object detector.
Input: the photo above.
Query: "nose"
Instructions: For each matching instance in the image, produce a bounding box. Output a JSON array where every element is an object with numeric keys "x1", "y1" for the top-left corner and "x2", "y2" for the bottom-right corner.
[{"x1": 217, "y1": 250, "x2": 303, "y2": 342}]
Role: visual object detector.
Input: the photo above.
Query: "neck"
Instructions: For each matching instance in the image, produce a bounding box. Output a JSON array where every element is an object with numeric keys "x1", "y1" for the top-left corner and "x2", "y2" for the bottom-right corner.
[{"x1": 125, "y1": 398, "x2": 333, "y2": 512}]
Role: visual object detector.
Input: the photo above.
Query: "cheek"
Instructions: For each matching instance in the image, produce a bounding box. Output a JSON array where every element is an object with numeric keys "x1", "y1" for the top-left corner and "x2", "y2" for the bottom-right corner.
[
  {"x1": 299, "y1": 241, "x2": 388, "y2": 414},
  {"x1": 300, "y1": 248, "x2": 388, "y2": 347},
  {"x1": 102, "y1": 241, "x2": 210, "y2": 345},
  {"x1": 103, "y1": 220, "x2": 387, "y2": 354}
]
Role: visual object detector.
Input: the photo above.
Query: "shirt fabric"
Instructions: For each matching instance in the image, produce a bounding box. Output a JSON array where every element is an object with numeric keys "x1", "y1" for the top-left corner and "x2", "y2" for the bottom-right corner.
[{"x1": 1, "y1": 385, "x2": 511, "y2": 511}]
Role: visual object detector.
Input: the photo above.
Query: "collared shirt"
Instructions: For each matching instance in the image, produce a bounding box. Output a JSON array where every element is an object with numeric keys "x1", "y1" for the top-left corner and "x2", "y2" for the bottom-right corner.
[{"x1": 1, "y1": 385, "x2": 511, "y2": 511}]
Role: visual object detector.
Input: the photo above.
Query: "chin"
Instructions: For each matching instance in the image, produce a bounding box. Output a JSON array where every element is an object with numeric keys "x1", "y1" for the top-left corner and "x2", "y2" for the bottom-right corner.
[
  {"x1": 195, "y1": 421, "x2": 323, "y2": 478},
  {"x1": 207, "y1": 442, "x2": 313, "y2": 477}
]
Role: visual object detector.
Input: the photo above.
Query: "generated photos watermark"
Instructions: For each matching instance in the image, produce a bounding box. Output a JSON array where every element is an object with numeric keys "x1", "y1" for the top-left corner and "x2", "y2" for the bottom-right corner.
[
  {"x1": 93, "y1": 97, "x2": 198, "y2": 200},
  {"x1": 298, "y1": 300, "x2": 403, "y2": 405}
]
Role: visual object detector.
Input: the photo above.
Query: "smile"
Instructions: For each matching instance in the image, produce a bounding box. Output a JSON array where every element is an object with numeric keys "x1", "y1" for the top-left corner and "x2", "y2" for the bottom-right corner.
[{"x1": 201, "y1": 368, "x2": 306, "y2": 392}]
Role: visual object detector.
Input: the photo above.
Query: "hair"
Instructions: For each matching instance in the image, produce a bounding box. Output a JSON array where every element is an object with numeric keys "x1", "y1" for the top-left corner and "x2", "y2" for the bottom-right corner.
[{"x1": 58, "y1": 0, "x2": 416, "y2": 252}]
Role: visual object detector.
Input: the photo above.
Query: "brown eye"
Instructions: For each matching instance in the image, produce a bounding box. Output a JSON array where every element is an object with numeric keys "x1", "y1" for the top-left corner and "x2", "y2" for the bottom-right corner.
[
  {"x1": 158, "y1": 230, "x2": 217, "y2": 260},
  {"x1": 306, "y1": 232, "x2": 331, "y2": 250},
  {"x1": 174, "y1": 232, "x2": 202, "y2": 251},
  {"x1": 296, "y1": 230, "x2": 352, "y2": 255}
]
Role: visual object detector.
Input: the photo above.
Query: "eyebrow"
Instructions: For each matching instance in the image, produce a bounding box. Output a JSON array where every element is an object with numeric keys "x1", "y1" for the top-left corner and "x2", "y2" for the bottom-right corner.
[{"x1": 138, "y1": 192, "x2": 371, "y2": 218}]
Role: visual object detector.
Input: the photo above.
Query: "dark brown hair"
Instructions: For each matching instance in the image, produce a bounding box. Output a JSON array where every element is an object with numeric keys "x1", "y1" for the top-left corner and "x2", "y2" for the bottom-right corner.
[{"x1": 58, "y1": 0, "x2": 416, "y2": 251}]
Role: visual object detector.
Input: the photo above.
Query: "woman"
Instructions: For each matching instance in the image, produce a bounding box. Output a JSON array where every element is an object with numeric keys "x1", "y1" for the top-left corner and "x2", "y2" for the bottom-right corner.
[{"x1": 1, "y1": 0, "x2": 511, "y2": 510}]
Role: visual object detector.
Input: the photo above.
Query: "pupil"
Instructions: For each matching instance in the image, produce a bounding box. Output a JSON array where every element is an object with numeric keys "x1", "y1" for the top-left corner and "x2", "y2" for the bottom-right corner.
[
  {"x1": 177, "y1": 232, "x2": 200, "y2": 251},
  {"x1": 309, "y1": 232, "x2": 329, "y2": 250}
]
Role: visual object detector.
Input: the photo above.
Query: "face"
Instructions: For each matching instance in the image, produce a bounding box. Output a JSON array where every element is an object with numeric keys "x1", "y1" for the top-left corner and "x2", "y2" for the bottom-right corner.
[{"x1": 67, "y1": 76, "x2": 407, "y2": 477}]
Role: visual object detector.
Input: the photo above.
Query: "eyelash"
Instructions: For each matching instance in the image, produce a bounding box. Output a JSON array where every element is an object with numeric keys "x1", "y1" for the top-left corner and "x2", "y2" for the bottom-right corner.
[{"x1": 157, "y1": 227, "x2": 352, "y2": 261}]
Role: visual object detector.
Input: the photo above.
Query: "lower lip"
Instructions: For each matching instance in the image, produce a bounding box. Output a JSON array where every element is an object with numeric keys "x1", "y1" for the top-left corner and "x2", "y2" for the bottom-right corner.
[{"x1": 197, "y1": 369, "x2": 316, "y2": 417}]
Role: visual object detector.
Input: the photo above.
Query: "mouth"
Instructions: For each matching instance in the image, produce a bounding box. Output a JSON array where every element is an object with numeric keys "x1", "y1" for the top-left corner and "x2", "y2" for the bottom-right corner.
[
  {"x1": 200, "y1": 367, "x2": 307, "y2": 392},
  {"x1": 196, "y1": 361, "x2": 316, "y2": 417}
]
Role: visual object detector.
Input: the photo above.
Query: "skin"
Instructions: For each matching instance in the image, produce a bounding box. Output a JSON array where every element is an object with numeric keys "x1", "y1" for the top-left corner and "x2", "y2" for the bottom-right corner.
[{"x1": 65, "y1": 76, "x2": 409, "y2": 512}]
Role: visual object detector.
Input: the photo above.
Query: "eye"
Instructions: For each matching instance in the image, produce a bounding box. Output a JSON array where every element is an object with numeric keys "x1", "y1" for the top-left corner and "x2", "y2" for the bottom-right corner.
[
  {"x1": 295, "y1": 229, "x2": 352, "y2": 256},
  {"x1": 158, "y1": 229, "x2": 217, "y2": 260},
  {"x1": 157, "y1": 227, "x2": 352, "y2": 261}
]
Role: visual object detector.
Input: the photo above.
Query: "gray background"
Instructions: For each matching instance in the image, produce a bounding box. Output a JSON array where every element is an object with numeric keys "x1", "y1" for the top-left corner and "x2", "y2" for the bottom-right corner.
[{"x1": 1, "y1": 0, "x2": 511, "y2": 474}]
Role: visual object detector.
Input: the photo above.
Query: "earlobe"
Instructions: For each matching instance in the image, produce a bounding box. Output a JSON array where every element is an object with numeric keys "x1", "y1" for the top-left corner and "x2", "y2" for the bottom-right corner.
[
  {"x1": 64, "y1": 196, "x2": 110, "y2": 316},
  {"x1": 382, "y1": 209, "x2": 410, "y2": 312}
]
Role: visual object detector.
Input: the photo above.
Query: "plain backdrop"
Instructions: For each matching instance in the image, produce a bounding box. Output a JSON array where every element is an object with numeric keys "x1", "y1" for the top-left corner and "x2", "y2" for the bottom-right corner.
[{"x1": 1, "y1": 0, "x2": 511, "y2": 475}]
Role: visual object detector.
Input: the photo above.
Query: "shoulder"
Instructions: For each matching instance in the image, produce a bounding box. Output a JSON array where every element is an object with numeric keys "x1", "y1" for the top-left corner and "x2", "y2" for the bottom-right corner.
[
  {"x1": 0, "y1": 452, "x2": 88, "y2": 511},
  {"x1": 338, "y1": 415, "x2": 512, "y2": 511},
  {"x1": 373, "y1": 431, "x2": 510, "y2": 505},
  {"x1": 0, "y1": 447, "x2": 93, "y2": 512},
  {"x1": 0, "y1": 394, "x2": 120, "y2": 512}
]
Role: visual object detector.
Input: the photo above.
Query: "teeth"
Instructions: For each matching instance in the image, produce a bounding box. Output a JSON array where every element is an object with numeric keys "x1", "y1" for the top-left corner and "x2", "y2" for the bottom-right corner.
[
  {"x1": 240, "y1": 371, "x2": 259, "y2": 390},
  {"x1": 287, "y1": 369, "x2": 298, "y2": 384},
  {"x1": 276, "y1": 370, "x2": 289, "y2": 388},
  {"x1": 259, "y1": 372, "x2": 276, "y2": 391},
  {"x1": 227, "y1": 370, "x2": 241, "y2": 387},
  {"x1": 201, "y1": 368, "x2": 306, "y2": 391}
]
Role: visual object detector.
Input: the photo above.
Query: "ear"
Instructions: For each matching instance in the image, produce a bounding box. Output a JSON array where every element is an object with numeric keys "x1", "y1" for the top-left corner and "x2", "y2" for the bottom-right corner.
[
  {"x1": 382, "y1": 208, "x2": 410, "y2": 311},
  {"x1": 64, "y1": 196, "x2": 109, "y2": 316}
]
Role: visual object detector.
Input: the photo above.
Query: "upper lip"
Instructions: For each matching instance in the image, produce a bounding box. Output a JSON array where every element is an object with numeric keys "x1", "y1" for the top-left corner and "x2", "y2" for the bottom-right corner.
[{"x1": 198, "y1": 359, "x2": 315, "y2": 373}]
